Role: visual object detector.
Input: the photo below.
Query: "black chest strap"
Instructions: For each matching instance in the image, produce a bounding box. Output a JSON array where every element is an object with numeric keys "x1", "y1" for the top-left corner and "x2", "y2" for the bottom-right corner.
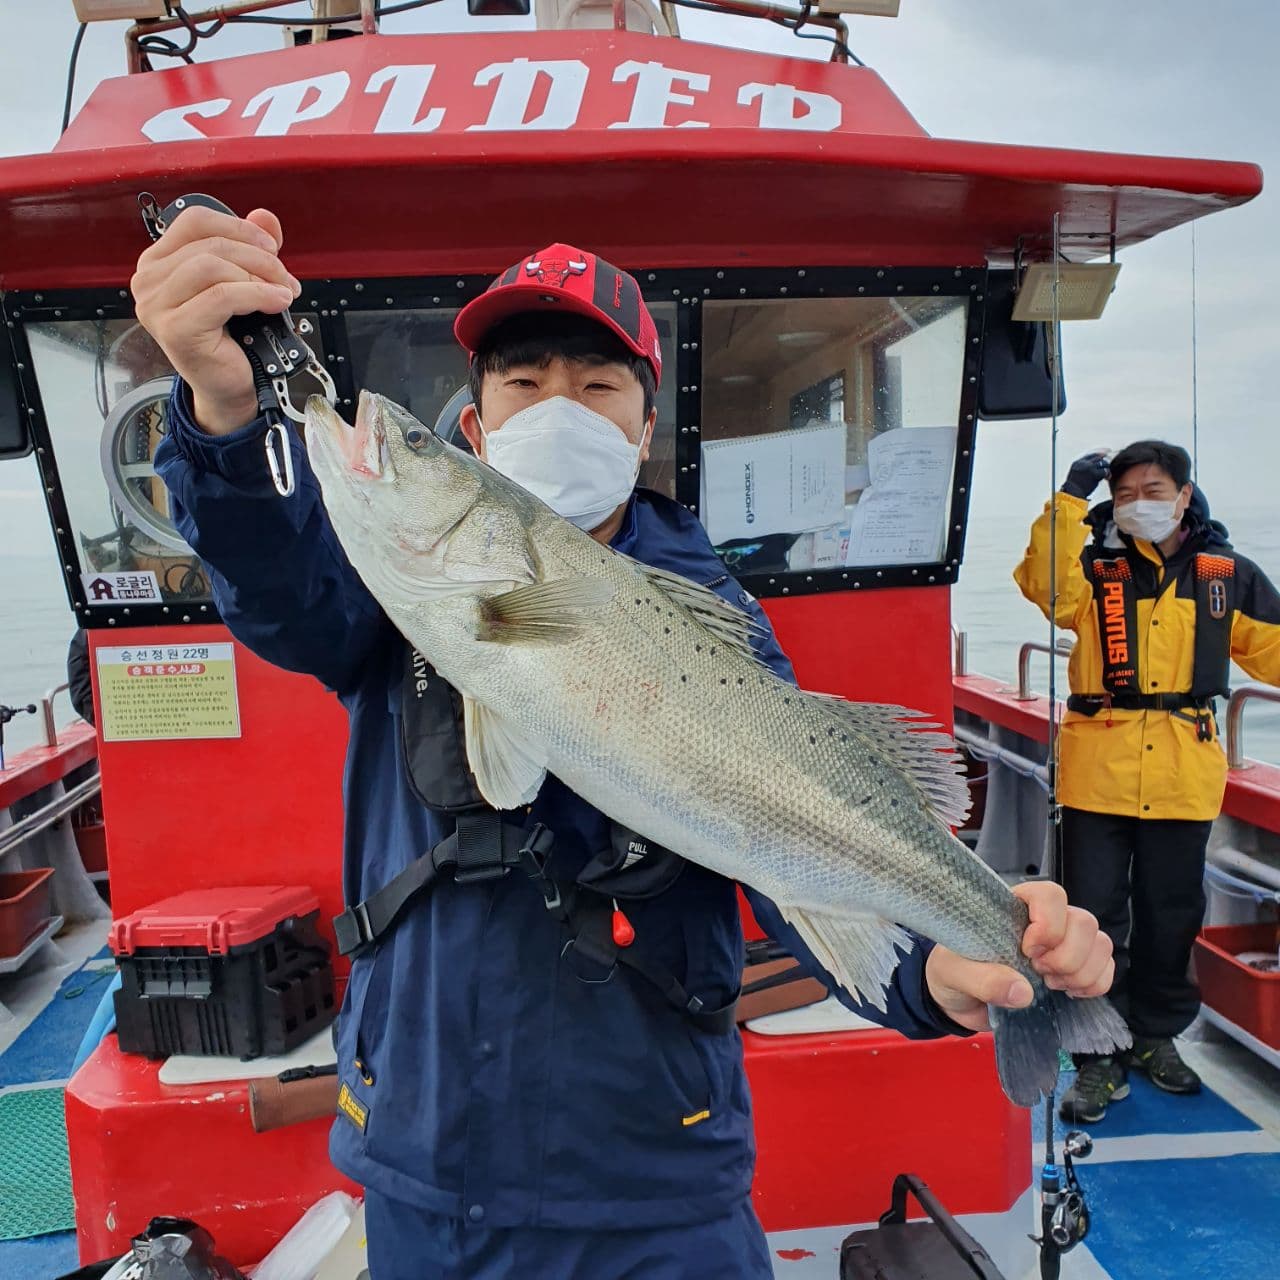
[
  {"x1": 333, "y1": 813, "x2": 536, "y2": 958},
  {"x1": 334, "y1": 820, "x2": 735, "y2": 1035}
]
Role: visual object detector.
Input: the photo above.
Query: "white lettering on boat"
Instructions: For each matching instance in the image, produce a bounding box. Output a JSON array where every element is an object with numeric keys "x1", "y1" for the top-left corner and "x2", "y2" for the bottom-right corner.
[{"x1": 139, "y1": 59, "x2": 844, "y2": 142}]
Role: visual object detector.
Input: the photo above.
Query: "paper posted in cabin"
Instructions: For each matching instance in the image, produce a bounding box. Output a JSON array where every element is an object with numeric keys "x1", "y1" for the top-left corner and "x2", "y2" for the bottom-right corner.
[
  {"x1": 699, "y1": 423, "x2": 847, "y2": 545},
  {"x1": 845, "y1": 426, "x2": 957, "y2": 565}
]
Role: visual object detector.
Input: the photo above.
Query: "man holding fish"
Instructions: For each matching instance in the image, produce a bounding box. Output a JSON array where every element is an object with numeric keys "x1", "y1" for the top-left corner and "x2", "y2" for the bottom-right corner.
[{"x1": 132, "y1": 206, "x2": 1117, "y2": 1280}]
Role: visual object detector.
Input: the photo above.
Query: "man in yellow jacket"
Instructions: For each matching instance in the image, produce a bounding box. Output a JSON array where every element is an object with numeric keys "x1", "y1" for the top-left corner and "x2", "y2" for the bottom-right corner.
[{"x1": 1015, "y1": 439, "x2": 1280, "y2": 1123}]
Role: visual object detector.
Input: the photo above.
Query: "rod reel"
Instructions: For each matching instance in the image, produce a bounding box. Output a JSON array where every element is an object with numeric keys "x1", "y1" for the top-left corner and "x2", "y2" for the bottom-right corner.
[{"x1": 1035, "y1": 1128, "x2": 1094, "y2": 1278}]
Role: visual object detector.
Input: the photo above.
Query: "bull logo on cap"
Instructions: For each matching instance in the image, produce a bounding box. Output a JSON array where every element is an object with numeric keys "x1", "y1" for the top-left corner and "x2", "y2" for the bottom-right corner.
[{"x1": 525, "y1": 257, "x2": 588, "y2": 288}]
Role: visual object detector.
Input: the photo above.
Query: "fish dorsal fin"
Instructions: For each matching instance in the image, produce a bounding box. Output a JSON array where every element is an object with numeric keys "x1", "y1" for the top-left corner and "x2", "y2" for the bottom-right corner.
[
  {"x1": 477, "y1": 577, "x2": 615, "y2": 644},
  {"x1": 632, "y1": 562, "x2": 766, "y2": 667},
  {"x1": 805, "y1": 695, "x2": 972, "y2": 830},
  {"x1": 462, "y1": 695, "x2": 547, "y2": 809}
]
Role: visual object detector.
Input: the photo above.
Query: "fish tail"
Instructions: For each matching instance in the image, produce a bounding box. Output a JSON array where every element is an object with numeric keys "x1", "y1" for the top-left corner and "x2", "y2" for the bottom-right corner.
[
  {"x1": 988, "y1": 989, "x2": 1062, "y2": 1109},
  {"x1": 1052, "y1": 989, "x2": 1133, "y2": 1059},
  {"x1": 989, "y1": 986, "x2": 1132, "y2": 1108}
]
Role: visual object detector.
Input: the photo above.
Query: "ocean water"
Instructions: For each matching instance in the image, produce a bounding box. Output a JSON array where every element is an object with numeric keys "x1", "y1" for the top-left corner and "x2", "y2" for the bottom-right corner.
[{"x1": 3, "y1": 484, "x2": 1280, "y2": 766}]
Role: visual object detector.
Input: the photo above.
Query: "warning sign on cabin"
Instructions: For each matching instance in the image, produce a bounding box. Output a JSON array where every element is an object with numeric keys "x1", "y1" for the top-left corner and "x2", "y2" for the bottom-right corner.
[{"x1": 95, "y1": 643, "x2": 241, "y2": 742}]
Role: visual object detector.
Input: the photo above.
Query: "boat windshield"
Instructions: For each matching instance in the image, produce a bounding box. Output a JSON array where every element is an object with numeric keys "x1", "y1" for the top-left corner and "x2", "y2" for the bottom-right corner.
[{"x1": 23, "y1": 284, "x2": 968, "y2": 619}]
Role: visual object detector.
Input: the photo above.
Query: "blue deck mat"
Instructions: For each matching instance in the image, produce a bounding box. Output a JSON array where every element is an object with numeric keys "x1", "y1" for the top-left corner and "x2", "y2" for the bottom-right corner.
[
  {"x1": 2, "y1": 1229, "x2": 80, "y2": 1280},
  {"x1": 0, "y1": 966, "x2": 115, "y2": 1089},
  {"x1": 1033, "y1": 1069, "x2": 1260, "y2": 1144},
  {"x1": 1083, "y1": 1151, "x2": 1280, "y2": 1279}
]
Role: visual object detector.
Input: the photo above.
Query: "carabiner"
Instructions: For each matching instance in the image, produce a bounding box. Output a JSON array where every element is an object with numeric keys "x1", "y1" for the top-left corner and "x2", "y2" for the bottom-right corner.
[{"x1": 265, "y1": 420, "x2": 296, "y2": 498}]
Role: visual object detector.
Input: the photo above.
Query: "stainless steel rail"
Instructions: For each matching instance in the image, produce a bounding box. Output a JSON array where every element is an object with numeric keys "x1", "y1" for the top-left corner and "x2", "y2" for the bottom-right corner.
[
  {"x1": 1226, "y1": 684, "x2": 1280, "y2": 770},
  {"x1": 0, "y1": 774, "x2": 102, "y2": 862},
  {"x1": 1015, "y1": 640, "x2": 1074, "y2": 701},
  {"x1": 952, "y1": 628, "x2": 968, "y2": 678},
  {"x1": 952, "y1": 724, "x2": 1049, "y2": 791},
  {"x1": 40, "y1": 683, "x2": 70, "y2": 749}
]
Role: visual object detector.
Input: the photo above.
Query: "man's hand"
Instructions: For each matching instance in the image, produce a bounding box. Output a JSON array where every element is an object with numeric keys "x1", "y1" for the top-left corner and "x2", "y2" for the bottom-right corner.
[
  {"x1": 924, "y1": 882, "x2": 1115, "y2": 1033},
  {"x1": 131, "y1": 205, "x2": 300, "y2": 436},
  {"x1": 1061, "y1": 451, "x2": 1111, "y2": 500}
]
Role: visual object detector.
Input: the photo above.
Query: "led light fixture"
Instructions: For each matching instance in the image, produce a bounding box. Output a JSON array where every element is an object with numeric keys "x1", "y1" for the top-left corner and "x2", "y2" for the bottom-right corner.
[{"x1": 1011, "y1": 262, "x2": 1122, "y2": 322}]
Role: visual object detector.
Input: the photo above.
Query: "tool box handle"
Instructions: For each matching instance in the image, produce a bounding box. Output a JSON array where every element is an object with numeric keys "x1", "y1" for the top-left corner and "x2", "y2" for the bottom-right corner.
[{"x1": 881, "y1": 1174, "x2": 1007, "y2": 1280}]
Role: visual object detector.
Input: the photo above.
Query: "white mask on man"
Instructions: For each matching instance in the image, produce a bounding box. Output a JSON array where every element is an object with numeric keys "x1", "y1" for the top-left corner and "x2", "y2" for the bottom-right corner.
[
  {"x1": 480, "y1": 396, "x2": 644, "y2": 532},
  {"x1": 1113, "y1": 498, "x2": 1183, "y2": 544}
]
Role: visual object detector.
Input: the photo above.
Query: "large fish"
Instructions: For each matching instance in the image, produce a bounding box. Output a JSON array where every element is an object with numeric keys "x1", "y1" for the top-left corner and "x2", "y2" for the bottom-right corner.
[{"x1": 304, "y1": 391, "x2": 1130, "y2": 1107}]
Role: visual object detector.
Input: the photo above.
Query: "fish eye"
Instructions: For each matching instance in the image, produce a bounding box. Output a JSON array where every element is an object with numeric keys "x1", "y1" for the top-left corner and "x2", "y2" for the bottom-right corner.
[{"x1": 405, "y1": 427, "x2": 426, "y2": 447}]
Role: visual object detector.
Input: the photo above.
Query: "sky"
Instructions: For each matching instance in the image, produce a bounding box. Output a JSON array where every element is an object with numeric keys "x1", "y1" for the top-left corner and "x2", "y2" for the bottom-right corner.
[{"x1": 0, "y1": 0, "x2": 1276, "y2": 569}]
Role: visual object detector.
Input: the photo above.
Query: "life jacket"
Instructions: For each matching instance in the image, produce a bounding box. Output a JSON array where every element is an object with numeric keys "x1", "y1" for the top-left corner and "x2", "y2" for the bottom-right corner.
[
  {"x1": 1069, "y1": 546, "x2": 1234, "y2": 739},
  {"x1": 332, "y1": 645, "x2": 733, "y2": 1033}
]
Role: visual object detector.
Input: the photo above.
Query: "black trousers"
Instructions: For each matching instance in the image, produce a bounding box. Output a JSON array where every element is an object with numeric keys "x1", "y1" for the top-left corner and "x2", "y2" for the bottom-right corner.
[{"x1": 1059, "y1": 807, "x2": 1211, "y2": 1041}]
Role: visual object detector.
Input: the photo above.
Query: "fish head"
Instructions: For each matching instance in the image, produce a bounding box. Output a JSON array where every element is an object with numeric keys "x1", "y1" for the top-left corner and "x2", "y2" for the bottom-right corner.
[{"x1": 304, "y1": 391, "x2": 544, "y2": 602}]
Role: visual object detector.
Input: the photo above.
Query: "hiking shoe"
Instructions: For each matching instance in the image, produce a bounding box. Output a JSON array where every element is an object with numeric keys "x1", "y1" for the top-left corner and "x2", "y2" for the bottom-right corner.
[
  {"x1": 1058, "y1": 1056, "x2": 1129, "y2": 1124},
  {"x1": 1127, "y1": 1037, "x2": 1202, "y2": 1095}
]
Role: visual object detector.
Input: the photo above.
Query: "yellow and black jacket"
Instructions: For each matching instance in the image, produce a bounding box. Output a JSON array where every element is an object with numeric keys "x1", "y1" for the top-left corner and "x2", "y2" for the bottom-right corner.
[{"x1": 1014, "y1": 491, "x2": 1280, "y2": 821}]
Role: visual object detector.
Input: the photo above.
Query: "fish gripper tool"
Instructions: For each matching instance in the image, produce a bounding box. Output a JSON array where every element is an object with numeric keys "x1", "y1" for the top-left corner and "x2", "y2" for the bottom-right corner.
[{"x1": 137, "y1": 191, "x2": 337, "y2": 497}]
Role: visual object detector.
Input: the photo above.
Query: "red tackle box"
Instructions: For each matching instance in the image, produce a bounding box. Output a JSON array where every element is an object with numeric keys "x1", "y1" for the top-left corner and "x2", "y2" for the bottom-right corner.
[
  {"x1": 1195, "y1": 922, "x2": 1280, "y2": 1049},
  {"x1": 0, "y1": 867, "x2": 55, "y2": 958},
  {"x1": 109, "y1": 886, "x2": 336, "y2": 1060}
]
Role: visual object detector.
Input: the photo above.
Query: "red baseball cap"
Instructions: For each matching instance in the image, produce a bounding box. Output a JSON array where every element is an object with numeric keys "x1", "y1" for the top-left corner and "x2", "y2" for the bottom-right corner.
[{"x1": 454, "y1": 244, "x2": 662, "y2": 386}]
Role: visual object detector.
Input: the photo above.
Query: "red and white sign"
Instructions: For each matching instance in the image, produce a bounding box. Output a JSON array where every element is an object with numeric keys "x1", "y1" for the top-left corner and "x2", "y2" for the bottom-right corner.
[{"x1": 59, "y1": 31, "x2": 925, "y2": 150}]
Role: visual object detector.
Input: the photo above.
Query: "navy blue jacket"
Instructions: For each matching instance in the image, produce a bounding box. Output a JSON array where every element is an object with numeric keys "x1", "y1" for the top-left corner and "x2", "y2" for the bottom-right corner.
[{"x1": 156, "y1": 385, "x2": 958, "y2": 1230}]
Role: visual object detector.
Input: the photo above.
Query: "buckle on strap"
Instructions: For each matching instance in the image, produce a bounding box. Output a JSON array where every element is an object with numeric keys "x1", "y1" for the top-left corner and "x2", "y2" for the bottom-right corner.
[
  {"x1": 333, "y1": 901, "x2": 374, "y2": 958},
  {"x1": 519, "y1": 823, "x2": 561, "y2": 910},
  {"x1": 453, "y1": 811, "x2": 512, "y2": 884}
]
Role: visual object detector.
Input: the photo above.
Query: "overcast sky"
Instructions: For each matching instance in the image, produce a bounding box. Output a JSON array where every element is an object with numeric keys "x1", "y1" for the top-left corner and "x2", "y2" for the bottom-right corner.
[{"x1": 1, "y1": 0, "x2": 1276, "y2": 572}]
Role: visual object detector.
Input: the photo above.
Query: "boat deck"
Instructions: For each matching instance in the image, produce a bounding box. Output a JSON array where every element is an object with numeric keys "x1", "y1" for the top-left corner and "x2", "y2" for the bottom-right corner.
[{"x1": 1, "y1": 919, "x2": 1277, "y2": 1280}]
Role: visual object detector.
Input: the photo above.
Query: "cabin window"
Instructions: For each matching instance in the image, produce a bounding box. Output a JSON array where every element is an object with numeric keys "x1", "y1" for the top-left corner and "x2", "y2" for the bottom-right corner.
[
  {"x1": 26, "y1": 316, "x2": 328, "y2": 610},
  {"x1": 697, "y1": 295, "x2": 967, "y2": 579},
  {"x1": 12, "y1": 270, "x2": 981, "y2": 624}
]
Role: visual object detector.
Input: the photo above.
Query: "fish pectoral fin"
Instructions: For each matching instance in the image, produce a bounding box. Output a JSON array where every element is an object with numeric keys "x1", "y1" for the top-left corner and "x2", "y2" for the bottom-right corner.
[
  {"x1": 803, "y1": 696, "x2": 973, "y2": 830},
  {"x1": 778, "y1": 906, "x2": 914, "y2": 1013},
  {"x1": 476, "y1": 578, "x2": 615, "y2": 644},
  {"x1": 462, "y1": 696, "x2": 547, "y2": 809}
]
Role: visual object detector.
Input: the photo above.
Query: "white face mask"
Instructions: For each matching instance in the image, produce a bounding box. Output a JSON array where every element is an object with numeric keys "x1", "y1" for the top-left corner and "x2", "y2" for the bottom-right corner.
[
  {"x1": 480, "y1": 396, "x2": 643, "y2": 532},
  {"x1": 1114, "y1": 498, "x2": 1183, "y2": 543}
]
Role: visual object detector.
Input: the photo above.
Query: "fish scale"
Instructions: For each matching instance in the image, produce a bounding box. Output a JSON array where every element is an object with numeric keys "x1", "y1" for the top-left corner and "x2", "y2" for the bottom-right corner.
[{"x1": 304, "y1": 390, "x2": 1131, "y2": 1108}]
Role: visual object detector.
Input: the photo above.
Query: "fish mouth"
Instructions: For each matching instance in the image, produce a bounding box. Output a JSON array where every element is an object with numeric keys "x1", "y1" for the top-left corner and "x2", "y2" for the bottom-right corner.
[{"x1": 306, "y1": 392, "x2": 393, "y2": 482}]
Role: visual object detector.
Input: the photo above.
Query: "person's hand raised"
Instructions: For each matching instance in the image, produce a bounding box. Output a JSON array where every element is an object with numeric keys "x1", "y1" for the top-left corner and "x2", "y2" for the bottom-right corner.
[{"x1": 131, "y1": 206, "x2": 299, "y2": 435}]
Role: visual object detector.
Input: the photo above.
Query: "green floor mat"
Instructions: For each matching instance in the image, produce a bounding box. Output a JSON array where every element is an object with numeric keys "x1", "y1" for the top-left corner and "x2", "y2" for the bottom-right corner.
[{"x1": 0, "y1": 1086, "x2": 76, "y2": 1240}]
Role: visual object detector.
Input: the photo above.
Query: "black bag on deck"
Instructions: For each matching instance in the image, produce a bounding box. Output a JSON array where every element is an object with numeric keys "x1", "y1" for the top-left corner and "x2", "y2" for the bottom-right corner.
[{"x1": 840, "y1": 1174, "x2": 1007, "y2": 1280}]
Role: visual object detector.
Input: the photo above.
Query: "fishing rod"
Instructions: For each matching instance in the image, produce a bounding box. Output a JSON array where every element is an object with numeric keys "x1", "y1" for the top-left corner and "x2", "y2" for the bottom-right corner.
[{"x1": 1033, "y1": 212, "x2": 1096, "y2": 1280}]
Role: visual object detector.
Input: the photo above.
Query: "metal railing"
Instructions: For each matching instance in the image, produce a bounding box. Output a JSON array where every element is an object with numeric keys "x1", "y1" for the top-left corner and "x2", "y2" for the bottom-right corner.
[
  {"x1": 40, "y1": 683, "x2": 70, "y2": 749},
  {"x1": 953, "y1": 724, "x2": 1049, "y2": 792},
  {"x1": 1015, "y1": 639, "x2": 1074, "y2": 701},
  {"x1": 1226, "y1": 685, "x2": 1280, "y2": 770},
  {"x1": 952, "y1": 627, "x2": 968, "y2": 678},
  {"x1": 0, "y1": 773, "x2": 102, "y2": 862}
]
